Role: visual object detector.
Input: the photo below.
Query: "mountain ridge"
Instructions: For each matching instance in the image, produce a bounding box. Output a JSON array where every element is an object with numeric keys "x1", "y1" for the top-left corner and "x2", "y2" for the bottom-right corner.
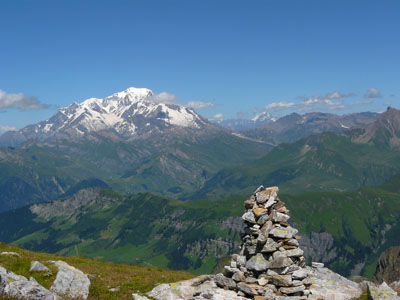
[{"x1": 192, "y1": 107, "x2": 400, "y2": 199}]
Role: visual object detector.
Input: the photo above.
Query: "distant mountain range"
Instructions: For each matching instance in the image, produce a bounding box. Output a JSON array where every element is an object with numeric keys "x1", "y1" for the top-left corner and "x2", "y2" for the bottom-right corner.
[
  {"x1": 192, "y1": 107, "x2": 400, "y2": 199},
  {"x1": 214, "y1": 111, "x2": 378, "y2": 134},
  {"x1": 240, "y1": 111, "x2": 379, "y2": 144},
  {"x1": 214, "y1": 111, "x2": 276, "y2": 131},
  {"x1": 0, "y1": 86, "x2": 393, "y2": 214}
]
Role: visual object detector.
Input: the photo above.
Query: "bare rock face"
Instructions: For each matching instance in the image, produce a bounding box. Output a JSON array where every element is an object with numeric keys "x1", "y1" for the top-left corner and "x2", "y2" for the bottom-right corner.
[
  {"x1": 0, "y1": 266, "x2": 62, "y2": 300},
  {"x1": 50, "y1": 260, "x2": 90, "y2": 299},
  {"x1": 374, "y1": 246, "x2": 400, "y2": 285}
]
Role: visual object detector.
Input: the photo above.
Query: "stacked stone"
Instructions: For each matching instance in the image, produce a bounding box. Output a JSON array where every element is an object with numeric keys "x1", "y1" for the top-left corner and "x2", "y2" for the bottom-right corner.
[{"x1": 215, "y1": 185, "x2": 312, "y2": 300}]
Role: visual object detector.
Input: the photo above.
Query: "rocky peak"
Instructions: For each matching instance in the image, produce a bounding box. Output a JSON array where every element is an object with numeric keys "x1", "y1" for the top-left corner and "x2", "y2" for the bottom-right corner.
[{"x1": 353, "y1": 107, "x2": 400, "y2": 147}]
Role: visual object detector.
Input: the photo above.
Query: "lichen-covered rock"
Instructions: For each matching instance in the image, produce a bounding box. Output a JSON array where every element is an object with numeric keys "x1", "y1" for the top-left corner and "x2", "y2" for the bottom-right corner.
[
  {"x1": 0, "y1": 266, "x2": 62, "y2": 300},
  {"x1": 132, "y1": 294, "x2": 150, "y2": 300},
  {"x1": 30, "y1": 261, "x2": 50, "y2": 272},
  {"x1": 308, "y1": 265, "x2": 362, "y2": 299},
  {"x1": 269, "y1": 226, "x2": 298, "y2": 239},
  {"x1": 50, "y1": 260, "x2": 90, "y2": 299},
  {"x1": 246, "y1": 253, "x2": 269, "y2": 271},
  {"x1": 367, "y1": 281, "x2": 400, "y2": 300}
]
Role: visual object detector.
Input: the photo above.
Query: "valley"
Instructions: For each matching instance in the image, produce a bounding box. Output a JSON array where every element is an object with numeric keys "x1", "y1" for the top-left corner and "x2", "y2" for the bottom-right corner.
[
  {"x1": 1, "y1": 174, "x2": 400, "y2": 279},
  {"x1": 1, "y1": 88, "x2": 400, "y2": 285}
]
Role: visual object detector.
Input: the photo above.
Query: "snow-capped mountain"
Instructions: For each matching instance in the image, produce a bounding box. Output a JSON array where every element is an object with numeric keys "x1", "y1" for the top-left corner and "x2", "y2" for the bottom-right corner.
[
  {"x1": 216, "y1": 112, "x2": 276, "y2": 131},
  {"x1": 251, "y1": 111, "x2": 276, "y2": 123},
  {"x1": 0, "y1": 87, "x2": 212, "y2": 145}
]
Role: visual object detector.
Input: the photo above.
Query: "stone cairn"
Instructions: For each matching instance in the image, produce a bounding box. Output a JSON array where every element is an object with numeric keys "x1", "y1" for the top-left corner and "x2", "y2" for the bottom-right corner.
[{"x1": 215, "y1": 185, "x2": 312, "y2": 300}]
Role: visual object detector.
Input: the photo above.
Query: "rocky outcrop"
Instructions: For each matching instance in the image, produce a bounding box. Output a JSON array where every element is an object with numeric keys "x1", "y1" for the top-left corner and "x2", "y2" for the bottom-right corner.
[
  {"x1": 1, "y1": 259, "x2": 91, "y2": 300},
  {"x1": 299, "y1": 232, "x2": 337, "y2": 265},
  {"x1": 374, "y1": 246, "x2": 400, "y2": 284},
  {"x1": 308, "y1": 264, "x2": 361, "y2": 299},
  {"x1": 365, "y1": 281, "x2": 400, "y2": 300},
  {"x1": 50, "y1": 260, "x2": 91, "y2": 299},
  {"x1": 0, "y1": 266, "x2": 62, "y2": 300}
]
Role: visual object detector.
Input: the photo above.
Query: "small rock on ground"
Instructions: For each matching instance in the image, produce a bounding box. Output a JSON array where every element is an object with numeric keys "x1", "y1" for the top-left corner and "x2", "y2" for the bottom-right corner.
[
  {"x1": 0, "y1": 251, "x2": 20, "y2": 257},
  {"x1": 30, "y1": 261, "x2": 50, "y2": 272}
]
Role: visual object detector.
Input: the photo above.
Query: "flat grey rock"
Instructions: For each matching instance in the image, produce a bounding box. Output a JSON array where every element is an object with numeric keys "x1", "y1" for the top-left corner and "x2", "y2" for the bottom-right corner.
[
  {"x1": 308, "y1": 266, "x2": 361, "y2": 300},
  {"x1": 269, "y1": 226, "x2": 298, "y2": 239}
]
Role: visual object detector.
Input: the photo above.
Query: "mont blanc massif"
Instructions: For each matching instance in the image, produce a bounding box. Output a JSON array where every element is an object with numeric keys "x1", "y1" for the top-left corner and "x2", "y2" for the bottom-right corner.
[{"x1": 1, "y1": 87, "x2": 400, "y2": 300}]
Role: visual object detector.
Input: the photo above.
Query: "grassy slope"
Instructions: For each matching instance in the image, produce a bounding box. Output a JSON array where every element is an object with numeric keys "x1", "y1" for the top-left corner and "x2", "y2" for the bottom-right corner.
[
  {"x1": 0, "y1": 131, "x2": 270, "y2": 212},
  {"x1": 1, "y1": 175, "x2": 400, "y2": 278},
  {"x1": 284, "y1": 176, "x2": 400, "y2": 277},
  {"x1": 0, "y1": 190, "x2": 246, "y2": 274},
  {"x1": 0, "y1": 242, "x2": 193, "y2": 300}
]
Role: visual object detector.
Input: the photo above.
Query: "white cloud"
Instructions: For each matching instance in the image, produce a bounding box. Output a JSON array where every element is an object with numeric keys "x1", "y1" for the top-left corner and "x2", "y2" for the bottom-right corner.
[
  {"x1": 257, "y1": 90, "x2": 372, "y2": 116},
  {"x1": 0, "y1": 89, "x2": 50, "y2": 111},
  {"x1": 325, "y1": 91, "x2": 355, "y2": 100},
  {"x1": 0, "y1": 125, "x2": 17, "y2": 134},
  {"x1": 185, "y1": 101, "x2": 215, "y2": 109},
  {"x1": 364, "y1": 88, "x2": 382, "y2": 98},
  {"x1": 147, "y1": 92, "x2": 178, "y2": 104},
  {"x1": 265, "y1": 101, "x2": 296, "y2": 111},
  {"x1": 211, "y1": 113, "x2": 224, "y2": 121}
]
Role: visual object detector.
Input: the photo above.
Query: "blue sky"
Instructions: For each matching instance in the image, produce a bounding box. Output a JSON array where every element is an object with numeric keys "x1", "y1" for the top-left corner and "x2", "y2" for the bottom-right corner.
[{"x1": 1, "y1": 0, "x2": 399, "y2": 131}]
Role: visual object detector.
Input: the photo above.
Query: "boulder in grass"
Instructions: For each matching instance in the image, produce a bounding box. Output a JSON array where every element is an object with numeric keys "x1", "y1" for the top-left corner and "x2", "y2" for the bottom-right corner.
[
  {"x1": 0, "y1": 266, "x2": 61, "y2": 300},
  {"x1": 30, "y1": 261, "x2": 50, "y2": 272},
  {"x1": 50, "y1": 260, "x2": 90, "y2": 299}
]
